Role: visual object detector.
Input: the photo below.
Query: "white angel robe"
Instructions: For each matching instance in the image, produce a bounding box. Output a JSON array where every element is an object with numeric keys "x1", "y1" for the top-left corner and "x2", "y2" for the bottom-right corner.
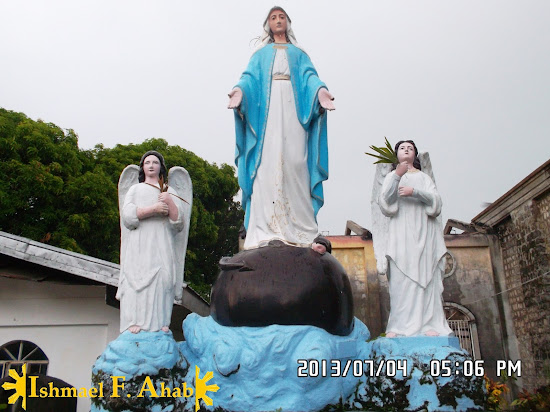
[
  {"x1": 244, "y1": 48, "x2": 318, "y2": 249},
  {"x1": 379, "y1": 170, "x2": 452, "y2": 336},
  {"x1": 117, "y1": 183, "x2": 185, "y2": 333}
]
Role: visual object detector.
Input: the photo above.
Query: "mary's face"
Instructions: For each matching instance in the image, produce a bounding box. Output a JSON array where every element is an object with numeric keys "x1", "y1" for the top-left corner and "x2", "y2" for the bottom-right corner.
[
  {"x1": 268, "y1": 10, "x2": 288, "y2": 37},
  {"x1": 143, "y1": 155, "x2": 161, "y2": 180},
  {"x1": 397, "y1": 142, "x2": 416, "y2": 164}
]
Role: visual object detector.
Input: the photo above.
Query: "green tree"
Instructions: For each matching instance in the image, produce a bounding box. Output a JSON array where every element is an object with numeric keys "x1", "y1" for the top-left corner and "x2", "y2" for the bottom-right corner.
[
  {"x1": 0, "y1": 108, "x2": 119, "y2": 260},
  {"x1": 0, "y1": 108, "x2": 243, "y2": 299}
]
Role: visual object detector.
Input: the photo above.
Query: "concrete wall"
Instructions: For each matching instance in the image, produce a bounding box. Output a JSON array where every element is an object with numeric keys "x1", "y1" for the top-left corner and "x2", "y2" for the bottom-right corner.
[{"x1": 0, "y1": 277, "x2": 120, "y2": 412}]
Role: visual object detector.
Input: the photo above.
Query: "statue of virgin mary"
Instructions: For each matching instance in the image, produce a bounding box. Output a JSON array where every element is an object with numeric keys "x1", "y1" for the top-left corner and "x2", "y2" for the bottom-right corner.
[{"x1": 228, "y1": 6, "x2": 335, "y2": 250}]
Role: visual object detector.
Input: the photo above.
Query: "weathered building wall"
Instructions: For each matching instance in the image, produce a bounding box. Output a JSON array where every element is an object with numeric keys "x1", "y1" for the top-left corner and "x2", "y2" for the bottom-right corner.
[
  {"x1": 328, "y1": 236, "x2": 383, "y2": 338},
  {"x1": 494, "y1": 190, "x2": 550, "y2": 391},
  {"x1": 443, "y1": 234, "x2": 510, "y2": 380},
  {"x1": 471, "y1": 159, "x2": 550, "y2": 391}
]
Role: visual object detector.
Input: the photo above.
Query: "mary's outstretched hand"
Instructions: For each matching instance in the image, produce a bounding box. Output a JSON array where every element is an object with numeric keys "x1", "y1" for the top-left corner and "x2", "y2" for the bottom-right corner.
[
  {"x1": 227, "y1": 88, "x2": 243, "y2": 109},
  {"x1": 318, "y1": 88, "x2": 335, "y2": 111}
]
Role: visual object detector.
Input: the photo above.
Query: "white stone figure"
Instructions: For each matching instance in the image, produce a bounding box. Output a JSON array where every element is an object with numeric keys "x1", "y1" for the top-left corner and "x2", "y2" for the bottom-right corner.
[
  {"x1": 371, "y1": 140, "x2": 452, "y2": 337},
  {"x1": 227, "y1": 6, "x2": 334, "y2": 254},
  {"x1": 117, "y1": 151, "x2": 192, "y2": 334}
]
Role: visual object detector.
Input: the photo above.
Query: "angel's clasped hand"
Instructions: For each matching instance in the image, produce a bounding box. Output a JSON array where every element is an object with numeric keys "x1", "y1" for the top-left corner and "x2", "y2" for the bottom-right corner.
[
  {"x1": 398, "y1": 186, "x2": 414, "y2": 197},
  {"x1": 395, "y1": 162, "x2": 409, "y2": 177},
  {"x1": 154, "y1": 201, "x2": 169, "y2": 216},
  {"x1": 158, "y1": 192, "x2": 172, "y2": 203}
]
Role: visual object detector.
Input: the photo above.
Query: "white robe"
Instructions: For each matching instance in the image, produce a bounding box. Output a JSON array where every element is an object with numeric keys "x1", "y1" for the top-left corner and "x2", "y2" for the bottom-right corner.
[
  {"x1": 244, "y1": 49, "x2": 318, "y2": 249},
  {"x1": 117, "y1": 183, "x2": 185, "y2": 333},
  {"x1": 379, "y1": 170, "x2": 452, "y2": 336}
]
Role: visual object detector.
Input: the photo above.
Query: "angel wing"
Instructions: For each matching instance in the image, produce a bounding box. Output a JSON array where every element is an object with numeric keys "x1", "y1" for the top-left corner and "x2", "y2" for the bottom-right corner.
[
  {"x1": 167, "y1": 166, "x2": 193, "y2": 301},
  {"x1": 418, "y1": 152, "x2": 443, "y2": 228},
  {"x1": 370, "y1": 151, "x2": 440, "y2": 275},
  {"x1": 370, "y1": 162, "x2": 392, "y2": 274},
  {"x1": 118, "y1": 165, "x2": 140, "y2": 276}
]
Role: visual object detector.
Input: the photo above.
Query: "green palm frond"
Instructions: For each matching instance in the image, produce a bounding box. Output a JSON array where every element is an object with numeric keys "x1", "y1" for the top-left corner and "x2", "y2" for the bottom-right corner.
[{"x1": 365, "y1": 137, "x2": 397, "y2": 164}]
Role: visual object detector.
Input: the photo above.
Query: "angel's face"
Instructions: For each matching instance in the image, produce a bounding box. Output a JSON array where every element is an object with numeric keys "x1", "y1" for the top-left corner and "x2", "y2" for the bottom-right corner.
[
  {"x1": 397, "y1": 142, "x2": 415, "y2": 164},
  {"x1": 143, "y1": 155, "x2": 161, "y2": 180}
]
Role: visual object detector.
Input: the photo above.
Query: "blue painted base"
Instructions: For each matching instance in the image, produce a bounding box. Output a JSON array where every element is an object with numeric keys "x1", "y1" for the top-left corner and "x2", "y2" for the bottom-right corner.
[
  {"x1": 91, "y1": 330, "x2": 185, "y2": 412},
  {"x1": 179, "y1": 314, "x2": 370, "y2": 411},
  {"x1": 350, "y1": 335, "x2": 486, "y2": 411},
  {"x1": 92, "y1": 330, "x2": 180, "y2": 379},
  {"x1": 91, "y1": 315, "x2": 486, "y2": 411}
]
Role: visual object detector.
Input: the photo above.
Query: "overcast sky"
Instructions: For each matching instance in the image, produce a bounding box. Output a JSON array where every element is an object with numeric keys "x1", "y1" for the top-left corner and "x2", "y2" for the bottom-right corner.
[{"x1": 1, "y1": 0, "x2": 549, "y2": 236}]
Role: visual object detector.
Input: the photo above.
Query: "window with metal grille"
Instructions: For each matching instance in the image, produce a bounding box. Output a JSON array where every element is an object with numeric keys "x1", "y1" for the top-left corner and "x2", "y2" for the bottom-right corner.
[
  {"x1": 0, "y1": 340, "x2": 49, "y2": 378},
  {"x1": 444, "y1": 303, "x2": 481, "y2": 359}
]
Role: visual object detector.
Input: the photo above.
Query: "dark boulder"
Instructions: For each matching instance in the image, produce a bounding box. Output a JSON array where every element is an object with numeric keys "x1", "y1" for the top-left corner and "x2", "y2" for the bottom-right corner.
[{"x1": 210, "y1": 241, "x2": 354, "y2": 336}]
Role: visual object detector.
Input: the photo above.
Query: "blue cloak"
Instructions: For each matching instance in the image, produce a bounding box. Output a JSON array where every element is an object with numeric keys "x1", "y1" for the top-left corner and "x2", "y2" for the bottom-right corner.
[{"x1": 234, "y1": 43, "x2": 329, "y2": 229}]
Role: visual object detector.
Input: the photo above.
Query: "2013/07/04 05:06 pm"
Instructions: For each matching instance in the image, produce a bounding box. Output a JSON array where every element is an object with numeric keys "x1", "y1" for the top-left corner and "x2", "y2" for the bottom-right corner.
[{"x1": 297, "y1": 359, "x2": 522, "y2": 378}]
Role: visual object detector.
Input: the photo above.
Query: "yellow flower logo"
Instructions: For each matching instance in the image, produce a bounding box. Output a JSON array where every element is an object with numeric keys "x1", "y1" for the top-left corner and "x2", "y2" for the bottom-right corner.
[
  {"x1": 1, "y1": 363, "x2": 27, "y2": 410},
  {"x1": 195, "y1": 365, "x2": 219, "y2": 412}
]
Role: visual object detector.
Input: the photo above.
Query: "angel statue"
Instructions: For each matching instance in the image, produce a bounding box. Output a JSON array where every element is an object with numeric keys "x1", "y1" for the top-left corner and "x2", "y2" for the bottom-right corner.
[
  {"x1": 227, "y1": 6, "x2": 334, "y2": 254},
  {"x1": 371, "y1": 140, "x2": 452, "y2": 338},
  {"x1": 117, "y1": 151, "x2": 192, "y2": 334}
]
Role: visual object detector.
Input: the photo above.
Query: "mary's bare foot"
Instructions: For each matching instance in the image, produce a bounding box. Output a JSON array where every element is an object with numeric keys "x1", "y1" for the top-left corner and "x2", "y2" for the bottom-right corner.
[
  {"x1": 386, "y1": 331, "x2": 397, "y2": 338},
  {"x1": 312, "y1": 243, "x2": 326, "y2": 255},
  {"x1": 425, "y1": 330, "x2": 439, "y2": 336},
  {"x1": 129, "y1": 325, "x2": 141, "y2": 334},
  {"x1": 161, "y1": 326, "x2": 170, "y2": 332}
]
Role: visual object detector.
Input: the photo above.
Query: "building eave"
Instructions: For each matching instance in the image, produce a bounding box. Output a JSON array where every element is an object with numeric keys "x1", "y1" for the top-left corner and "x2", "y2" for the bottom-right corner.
[
  {"x1": 0, "y1": 231, "x2": 119, "y2": 285},
  {"x1": 472, "y1": 159, "x2": 550, "y2": 227},
  {"x1": 0, "y1": 231, "x2": 209, "y2": 315}
]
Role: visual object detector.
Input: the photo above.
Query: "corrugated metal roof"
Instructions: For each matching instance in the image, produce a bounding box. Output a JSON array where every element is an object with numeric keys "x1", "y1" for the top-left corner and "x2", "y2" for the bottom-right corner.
[
  {"x1": 0, "y1": 231, "x2": 119, "y2": 286},
  {"x1": 0, "y1": 231, "x2": 209, "y2": 315}
]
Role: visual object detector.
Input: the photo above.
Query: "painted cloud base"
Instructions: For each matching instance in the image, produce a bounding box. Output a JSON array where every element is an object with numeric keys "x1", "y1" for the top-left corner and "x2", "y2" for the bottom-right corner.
[
  {"x1": 179, "y1": 314, "x2": 369, "y2": 412},
  {"x1": 349, "y1": 336, "x2": 486, "y2": 411},
  {"x1": 182, "y1": 315, "x2": 485, "y2": 411},
  {"x1": 91, "y1": 331, "x2": 186, "y2": 412},
  {"x1": 93, "y1": 330, "x2": 180, "y2": 379},
  {"x1": 91, "y1": 316, "x2": 486, "y2": 411}
]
